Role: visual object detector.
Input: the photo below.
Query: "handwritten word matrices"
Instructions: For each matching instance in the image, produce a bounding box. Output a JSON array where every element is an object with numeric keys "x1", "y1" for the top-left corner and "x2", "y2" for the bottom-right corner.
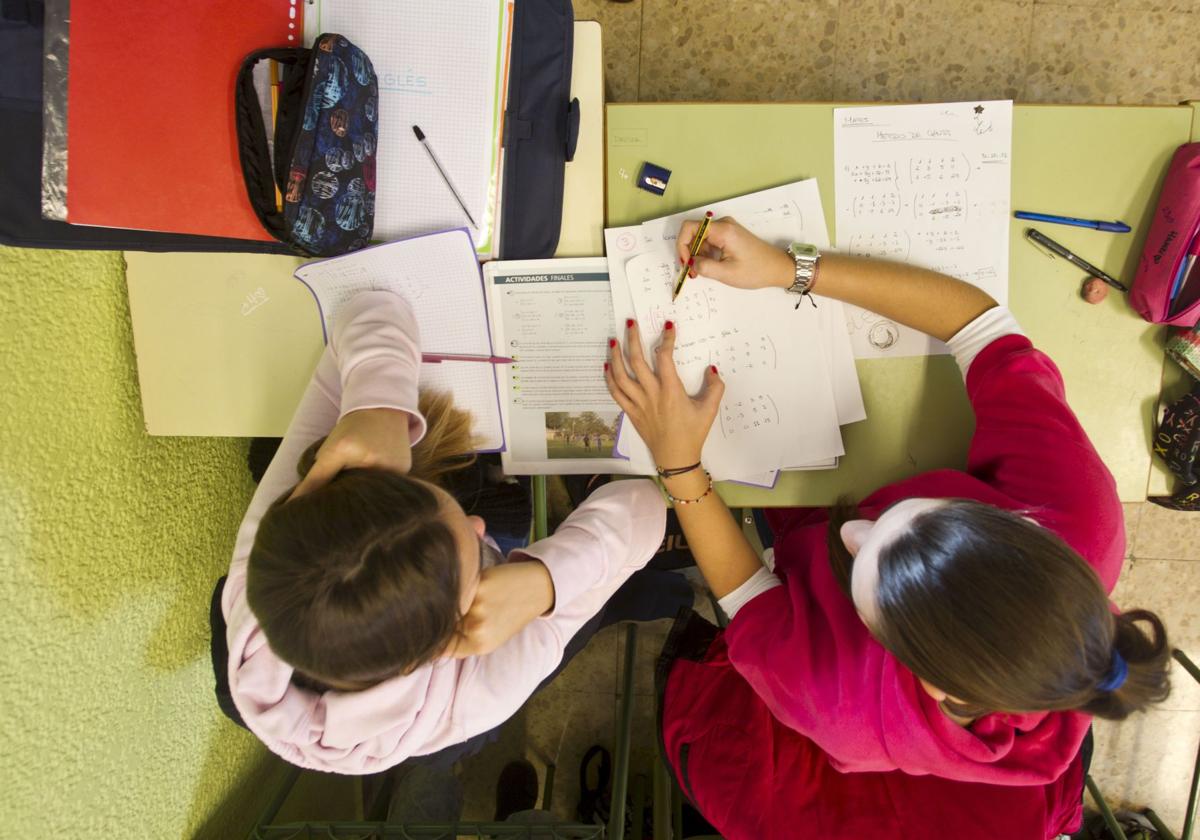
[
  {"x1": 604, "y1": 179, "x2": 864, "y2": 482},
  {"x1": 721, "y1": 394, "x2": 780, "y2": 439},
  {"x1": 633, "y1": 259, "x2": 722, "y2": 335},
  {"x1": 621, "y1": 252, "x2": 844, "y2": 479},
  {"x1": 909, "y1": 153, "x2": 971, "y2": 183},
  {"x1": 834, "y1": 100, "x2": 1013, "y2": 359},
  {"x1": 673, "y1": 330, "x2": 777, "y2": 378}
]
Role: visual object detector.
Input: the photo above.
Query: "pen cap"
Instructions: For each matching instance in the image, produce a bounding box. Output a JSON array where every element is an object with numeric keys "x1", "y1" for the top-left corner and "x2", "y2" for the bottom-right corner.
[{"x1": 1131, "y1": 142, "x2": 1200, "y2": 325}]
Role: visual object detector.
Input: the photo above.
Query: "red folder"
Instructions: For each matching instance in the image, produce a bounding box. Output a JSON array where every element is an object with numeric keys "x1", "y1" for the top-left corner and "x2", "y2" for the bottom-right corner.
[{"x1": 66, "y1": 1, "x2": 296, "y2": 239}]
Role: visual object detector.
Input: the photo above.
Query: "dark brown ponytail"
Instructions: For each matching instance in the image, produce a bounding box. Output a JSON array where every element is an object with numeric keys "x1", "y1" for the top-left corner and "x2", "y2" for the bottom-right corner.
[
  {"x1": 827, "y1": 499, "x2": 1174, "y2": 720},
  {"x1": 1078, "y1": 609, "x2": 1172, "y2": 719}
]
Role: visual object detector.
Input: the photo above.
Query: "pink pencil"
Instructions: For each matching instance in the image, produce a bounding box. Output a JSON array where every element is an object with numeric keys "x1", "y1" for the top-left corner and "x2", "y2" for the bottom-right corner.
[{"x1": 422, "y1": 353, "x2": 515, "y2": 365}]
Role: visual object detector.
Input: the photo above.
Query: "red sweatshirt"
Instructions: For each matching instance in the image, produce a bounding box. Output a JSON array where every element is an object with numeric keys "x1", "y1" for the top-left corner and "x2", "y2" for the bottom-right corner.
[{"x1": 661, "y1": 334, "x2": 1124, "y2": 837}]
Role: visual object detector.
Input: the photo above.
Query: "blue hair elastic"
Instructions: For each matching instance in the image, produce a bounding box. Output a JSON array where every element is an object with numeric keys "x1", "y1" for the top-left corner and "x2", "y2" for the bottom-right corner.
[{"x1": 1097, "y1": 651, "x2": 1128, "y2": 692}]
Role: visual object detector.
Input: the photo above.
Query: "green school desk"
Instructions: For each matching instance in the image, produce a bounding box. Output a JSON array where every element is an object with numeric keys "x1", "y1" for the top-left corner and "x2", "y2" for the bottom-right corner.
[
  {"x1": 606, "y1": 102, "x2": 1200, "y2": 506},
  {"x1": 124, "y1": 22, "x2": 604, "y2": 438}
]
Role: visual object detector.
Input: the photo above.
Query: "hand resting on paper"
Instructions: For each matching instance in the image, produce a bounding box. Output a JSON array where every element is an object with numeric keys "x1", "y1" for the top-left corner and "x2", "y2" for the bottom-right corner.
[
  {"x1": 606, "y1": 317, "x2": 762, "y2": 601},
  {"x1": 676, "y1": 216, "x2": 794, "y2": 291},
  {"x1": 291, "y1": 407, "x2": 414, "y2": 499},
  {"x1": 604, "y1": 318, "x2": 724, "y2": 471}
]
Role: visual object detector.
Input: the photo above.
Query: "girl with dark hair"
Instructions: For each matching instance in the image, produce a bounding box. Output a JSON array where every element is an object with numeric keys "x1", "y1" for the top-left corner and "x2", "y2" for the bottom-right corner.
[
  {"x1": 221, "y1": 290, "x2": 676, "y2": 774},
  {"x1": 605, "y1": 218, "x2": 1172, "y2": 838}
]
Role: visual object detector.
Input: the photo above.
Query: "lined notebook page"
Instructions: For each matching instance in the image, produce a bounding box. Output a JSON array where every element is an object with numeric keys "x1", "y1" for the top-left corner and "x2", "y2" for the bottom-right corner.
[
  {"x1": 294, "y1": 229, "x2": 504, "y2": 451},
  {"x1": 317, "y1": 0, "x2": 504, "y2": 250}
]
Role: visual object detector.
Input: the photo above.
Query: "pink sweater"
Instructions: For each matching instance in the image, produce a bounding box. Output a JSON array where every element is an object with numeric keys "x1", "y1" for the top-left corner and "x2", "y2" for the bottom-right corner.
[
  {"x1": 222, "y1": 291, "x2": 667, "y2": 774},
  {"x1": 726, "y1": 335, "x2": 1125, "y2": 786}
]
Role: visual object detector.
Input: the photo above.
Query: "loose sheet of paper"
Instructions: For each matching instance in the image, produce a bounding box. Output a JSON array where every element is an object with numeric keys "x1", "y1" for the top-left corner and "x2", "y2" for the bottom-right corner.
[
  {"x1": 605, "y1": 181, "x2": 859, "y2": 482},
  {"x1": 293, "y1": 229, "x2": 505, "y2": 450},
  {"x1": 316, "y1": 0, "x2": 505, "y2": 251},
  {"x1": 834, "y1": 101, "x2": 1013, "y2": 358},
  {"x1": 486, "y1": 259, "x2": 642, "y2": 475}
]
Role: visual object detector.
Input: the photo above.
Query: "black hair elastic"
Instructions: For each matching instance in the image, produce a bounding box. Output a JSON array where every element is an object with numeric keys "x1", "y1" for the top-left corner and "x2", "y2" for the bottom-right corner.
[{"x1": 656, "y1": 461, "x2": 702, "y2": 478}]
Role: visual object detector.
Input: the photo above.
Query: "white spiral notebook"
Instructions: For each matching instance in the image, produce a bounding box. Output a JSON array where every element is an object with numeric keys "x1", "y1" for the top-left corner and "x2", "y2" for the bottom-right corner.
[{"x1": 305, "y1": 0, "x2": 510, "y2": 255}]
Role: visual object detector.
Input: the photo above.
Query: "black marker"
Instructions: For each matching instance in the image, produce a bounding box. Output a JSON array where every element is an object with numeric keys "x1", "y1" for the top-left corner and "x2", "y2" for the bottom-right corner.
[{"x1": 1024, "y1": 228, "x2": 1128, "y2": 292}]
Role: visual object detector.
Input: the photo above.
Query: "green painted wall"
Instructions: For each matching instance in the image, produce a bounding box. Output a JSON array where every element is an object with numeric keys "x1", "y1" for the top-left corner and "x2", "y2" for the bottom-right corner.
[{"x1": 0, "y1": 246, "x2": 282, "y2": 837}]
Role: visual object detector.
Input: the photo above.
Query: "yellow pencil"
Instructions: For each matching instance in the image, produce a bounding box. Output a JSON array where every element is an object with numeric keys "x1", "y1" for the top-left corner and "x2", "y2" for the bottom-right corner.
[
  {"x1": 672, "y1": 211, "x2": 714, "y2": 301},
  {"x1": 270, "y1": 60, "x2": 282, "y2": 212}
]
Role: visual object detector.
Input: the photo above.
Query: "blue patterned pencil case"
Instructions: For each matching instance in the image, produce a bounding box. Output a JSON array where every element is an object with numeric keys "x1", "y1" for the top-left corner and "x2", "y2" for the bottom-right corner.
[{"x1": 236, "y1": 33, "x2": 378, "y2": 257}]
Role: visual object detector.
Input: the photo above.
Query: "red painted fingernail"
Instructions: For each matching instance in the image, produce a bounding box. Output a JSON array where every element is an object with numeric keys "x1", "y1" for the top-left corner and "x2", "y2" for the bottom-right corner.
[
  {"x1": 689, "y1": 270, "x2": 697, "y2": 278},
  {"x1": 608, "y1": 338, "x2": 617, "y2": 348},
  {"x1": 625, "y1": 318, "x2": 635, "y2": 328},
  {"x1": 705, "y1": 210, "x2": 714, "y2": 217},
  {"x1": 664, "y1": 320, "x2": 674, "y2": 330},
  {"x1": 710, "y1": 365, "x2": 718, "y2": 374},
  {"x1": 687, "y1": 257, "x2": 694, "y2": 266},
  {"x1": 604, "y1": 361, "x2": 610, "y2": 371}
]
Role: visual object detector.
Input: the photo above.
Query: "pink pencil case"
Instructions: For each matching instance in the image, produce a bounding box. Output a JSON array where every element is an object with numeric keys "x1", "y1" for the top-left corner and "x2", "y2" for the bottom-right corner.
[{"x1": 1132, "y1": 142, "x2": 1200, "y2": 325}]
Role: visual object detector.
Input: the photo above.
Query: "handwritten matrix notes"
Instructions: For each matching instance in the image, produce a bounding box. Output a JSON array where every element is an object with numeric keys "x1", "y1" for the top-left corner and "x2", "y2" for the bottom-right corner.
[
  {"x1": 604, "y1": 180, "x2": 867, "y2": 484},
  {"x1": 720, "y1": 393, "x2": 779, "y2": 439},
  {"x1": 834, "y1": 101, "x2": 1013, "y2": 358}
]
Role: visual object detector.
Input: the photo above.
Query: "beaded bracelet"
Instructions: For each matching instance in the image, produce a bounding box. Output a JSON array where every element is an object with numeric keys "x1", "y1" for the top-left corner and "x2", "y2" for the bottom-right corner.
[
  {"x1": 656, "y1": 460, "x2": 702, "y2": 478},
  {"x1": 663, "y1": 472, "x2": 714, "y2": 506}
]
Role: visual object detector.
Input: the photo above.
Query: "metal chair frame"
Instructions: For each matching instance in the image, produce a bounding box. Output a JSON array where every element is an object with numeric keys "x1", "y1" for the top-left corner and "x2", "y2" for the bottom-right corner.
[{"x1": 1087, "y1": 649, "x2": 1199, "y2": 840}]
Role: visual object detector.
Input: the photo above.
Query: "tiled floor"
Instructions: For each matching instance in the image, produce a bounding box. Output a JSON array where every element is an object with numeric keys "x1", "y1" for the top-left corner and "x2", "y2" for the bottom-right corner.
[{"x1": 457, "y1": 0, "x2": 1200, "y2": 833}]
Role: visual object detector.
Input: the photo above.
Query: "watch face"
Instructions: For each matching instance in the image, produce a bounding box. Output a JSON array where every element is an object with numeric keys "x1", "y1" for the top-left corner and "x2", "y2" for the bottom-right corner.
[{"x1": 792, "y1": 243, "x2": 819, "y2": 259}]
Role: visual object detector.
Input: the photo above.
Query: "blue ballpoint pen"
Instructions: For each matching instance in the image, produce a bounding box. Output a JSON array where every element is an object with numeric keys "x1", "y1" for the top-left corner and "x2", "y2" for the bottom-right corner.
[{"x1": 1014, "y1": 211, "x2": 1131, "y2": 233}]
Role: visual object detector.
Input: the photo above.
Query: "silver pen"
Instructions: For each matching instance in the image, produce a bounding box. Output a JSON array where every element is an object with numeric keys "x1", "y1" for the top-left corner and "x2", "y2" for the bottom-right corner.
[{"x1": 412, "y1": 124, "x2": 477, "y2": 228}]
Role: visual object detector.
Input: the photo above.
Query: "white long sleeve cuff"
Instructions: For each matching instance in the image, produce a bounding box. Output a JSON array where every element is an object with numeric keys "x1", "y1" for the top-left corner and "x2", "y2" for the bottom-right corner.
[
  {"x1": 718, "y1": 566, "x2": 783, "y2": 620},
  {"x1": 945, "y1": 306, "x2": 1024, "y2": 380}
]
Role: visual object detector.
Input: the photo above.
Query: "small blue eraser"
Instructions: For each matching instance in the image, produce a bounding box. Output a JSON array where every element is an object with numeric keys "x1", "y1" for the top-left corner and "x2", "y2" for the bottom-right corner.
[{"x1": 637, "y1": 162, "x2": 671, "y2": 196}]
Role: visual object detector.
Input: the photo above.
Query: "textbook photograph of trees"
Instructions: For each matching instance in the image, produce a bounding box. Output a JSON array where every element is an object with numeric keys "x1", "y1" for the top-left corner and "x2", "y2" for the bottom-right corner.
[{"x1": 544, "y1": 411, "x2": 618, "y2": 459}]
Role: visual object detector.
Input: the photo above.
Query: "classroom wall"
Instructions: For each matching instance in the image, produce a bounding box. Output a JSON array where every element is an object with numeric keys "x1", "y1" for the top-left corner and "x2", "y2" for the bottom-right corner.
[{"x1": 0, "y1": 246, "x2": 283, "y2": 837}]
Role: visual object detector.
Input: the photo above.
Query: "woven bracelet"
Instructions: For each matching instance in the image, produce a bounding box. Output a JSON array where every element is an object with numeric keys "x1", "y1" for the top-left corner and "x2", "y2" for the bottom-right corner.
[
  {"x1": 656, "y1": 460, "x2": 702, "y2": 478},
  {"x1": 663, "y1": 473, "x2": 714, "y2": 506}
]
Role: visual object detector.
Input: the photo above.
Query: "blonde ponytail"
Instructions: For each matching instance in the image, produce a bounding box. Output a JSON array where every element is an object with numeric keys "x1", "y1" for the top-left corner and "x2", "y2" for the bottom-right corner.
[{"x1": 409, "y1": 389, "x2": 478, "y2": 486}]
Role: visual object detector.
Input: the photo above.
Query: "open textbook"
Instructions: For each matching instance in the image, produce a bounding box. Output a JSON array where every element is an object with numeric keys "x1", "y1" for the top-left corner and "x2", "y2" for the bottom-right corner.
[
  {"x1": 484, "y1": 259, "x2": 643, "y2": 475},
  {"x1": 605, "y1": 179, "x2": 866, "y2": 485}
]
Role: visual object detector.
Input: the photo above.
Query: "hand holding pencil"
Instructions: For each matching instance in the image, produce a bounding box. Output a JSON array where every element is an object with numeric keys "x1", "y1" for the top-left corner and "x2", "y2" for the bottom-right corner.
[
  {"x1": 672, "y1": 211, "x2": 713, "y2": 301},
  {"x1": 675, "y1": 216, "x2": 797, "y2": 292}
]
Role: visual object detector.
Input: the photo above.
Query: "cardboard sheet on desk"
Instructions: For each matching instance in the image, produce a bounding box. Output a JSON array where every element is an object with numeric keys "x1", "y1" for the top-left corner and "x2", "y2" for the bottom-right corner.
[
  {"x1": 66, "y1": 0, "x2": 292, "y2": 239},
  {"x1": 125, "y1": 251, "x2": 315, "y2": 437}
]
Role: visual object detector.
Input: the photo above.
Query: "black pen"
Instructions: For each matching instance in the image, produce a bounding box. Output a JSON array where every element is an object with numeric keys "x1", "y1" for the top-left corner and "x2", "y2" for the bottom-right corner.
[
  {"x1": 412, "y1": 124, "x2": 477, "y2": 228},
  {"x1": 1024, "y1": 228, "x2": 1128, "y2": 292}
]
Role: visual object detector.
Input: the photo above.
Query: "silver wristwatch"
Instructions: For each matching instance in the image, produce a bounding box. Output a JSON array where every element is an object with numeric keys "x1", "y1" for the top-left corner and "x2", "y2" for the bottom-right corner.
[{"x1": 785, "y1": 243, "x2": 821, "y2": 299}]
